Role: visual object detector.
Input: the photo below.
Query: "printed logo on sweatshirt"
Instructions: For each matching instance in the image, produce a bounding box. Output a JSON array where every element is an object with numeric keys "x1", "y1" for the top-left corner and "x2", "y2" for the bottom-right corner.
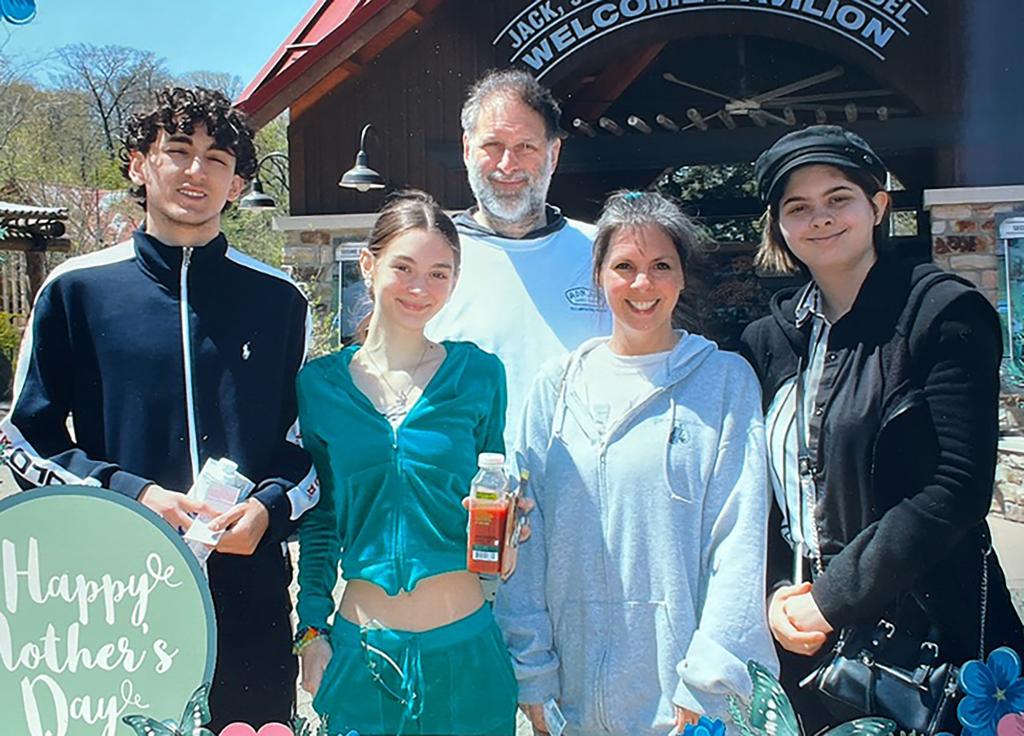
[
  {"x1": 241, "y1": 341, "x2": 252, "y2": 361},
  {"x1": 7, "y1": 446, "x2": 73, "y2": 485},
  {"x1": 564, "y1": 286, "x2": 605, "y2": 312},
  {"x1": 669, "y1": 424, "x2": 690, "y2": 445}
]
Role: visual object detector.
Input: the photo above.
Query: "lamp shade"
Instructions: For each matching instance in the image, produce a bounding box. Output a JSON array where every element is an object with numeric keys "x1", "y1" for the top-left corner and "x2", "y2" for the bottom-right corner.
[
  {"x1": 239, "y1": 180, "x2": 277, "y2": 211},
  {"x1": 339, "y1": 150, "x2": 385, "y2": 192}
]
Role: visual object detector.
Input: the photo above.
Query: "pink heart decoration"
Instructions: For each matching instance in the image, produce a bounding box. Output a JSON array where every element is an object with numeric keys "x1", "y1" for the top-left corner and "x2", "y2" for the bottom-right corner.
[
  {"x1": 219, "y1": 723, "x2": 295, "y2": 736},
  {"x1": 997, "y1": 713, "x2": 1024, "y2": 736}
]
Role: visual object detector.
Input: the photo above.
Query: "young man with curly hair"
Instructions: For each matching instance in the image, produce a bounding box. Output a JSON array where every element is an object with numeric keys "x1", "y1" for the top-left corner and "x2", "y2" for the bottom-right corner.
[{"x1": 0, "y1": 86, "x2": 316, "y2": 730}]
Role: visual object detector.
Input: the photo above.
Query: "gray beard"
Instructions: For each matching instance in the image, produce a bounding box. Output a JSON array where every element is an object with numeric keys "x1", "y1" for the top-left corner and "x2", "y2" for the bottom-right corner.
[{"x1": 467, "y1": 150, "x2": 554, "y2": 233}]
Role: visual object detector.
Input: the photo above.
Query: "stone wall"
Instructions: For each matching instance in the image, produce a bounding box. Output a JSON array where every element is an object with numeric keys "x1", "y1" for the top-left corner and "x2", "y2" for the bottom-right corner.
[
  {"x1": 996, "y1": 436, "x2": 1024, "y2": 523},
  {"x1": 282, "y1": 228, "x2": 337, "y2": 309},
  {"x1": 925, "y1": 186, "x2": 1024, "y2": 522},
  {"x1": 274, "y1": 213, "x2": 379, "y2": 355},
  {"x1": 928, "y1": 203, "x2": 1004, "y2": 306}
]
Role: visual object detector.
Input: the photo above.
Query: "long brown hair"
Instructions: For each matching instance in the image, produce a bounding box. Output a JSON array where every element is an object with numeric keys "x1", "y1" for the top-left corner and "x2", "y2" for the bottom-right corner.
[{"x1": 353, "y1": 190, "x2": 461, "y2": 344}]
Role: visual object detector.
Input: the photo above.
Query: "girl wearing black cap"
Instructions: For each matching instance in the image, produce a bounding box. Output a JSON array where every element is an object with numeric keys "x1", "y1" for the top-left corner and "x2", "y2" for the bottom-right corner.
[{"x1": 740, "y1": 125, "x2": 1024, "y2": 730}]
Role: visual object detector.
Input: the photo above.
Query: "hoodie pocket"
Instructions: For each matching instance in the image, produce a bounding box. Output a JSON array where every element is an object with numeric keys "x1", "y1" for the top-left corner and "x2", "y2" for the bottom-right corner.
[
  {"x1": 665, "y1": 420, "x2": 709, "y2": 504},
  {"x1": 602, "y1": 601, "x2": 682, "y2": 734}
]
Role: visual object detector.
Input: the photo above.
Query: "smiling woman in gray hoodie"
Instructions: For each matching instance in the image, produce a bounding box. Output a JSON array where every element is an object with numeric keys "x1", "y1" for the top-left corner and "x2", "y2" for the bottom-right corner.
[{"x1": 495, "y1": 191, "x2": 778, "y2": 736}]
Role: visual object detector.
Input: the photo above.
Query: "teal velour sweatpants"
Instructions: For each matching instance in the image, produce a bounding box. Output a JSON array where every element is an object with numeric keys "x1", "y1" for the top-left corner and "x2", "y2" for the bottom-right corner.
[{"x1": 313, "y1": 604, "x2": 518, "y2": 736}]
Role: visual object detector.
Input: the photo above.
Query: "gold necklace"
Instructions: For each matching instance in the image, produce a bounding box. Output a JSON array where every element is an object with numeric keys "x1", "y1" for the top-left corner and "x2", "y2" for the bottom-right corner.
[{"x1": 359, "y1": 341, "x2": 432, "y2": 421}]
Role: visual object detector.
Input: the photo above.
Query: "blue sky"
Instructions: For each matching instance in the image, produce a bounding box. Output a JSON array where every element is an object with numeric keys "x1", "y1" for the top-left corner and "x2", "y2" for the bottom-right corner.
[{"x1": 1, "y1": 0, "x2": 312, "y2": 89}]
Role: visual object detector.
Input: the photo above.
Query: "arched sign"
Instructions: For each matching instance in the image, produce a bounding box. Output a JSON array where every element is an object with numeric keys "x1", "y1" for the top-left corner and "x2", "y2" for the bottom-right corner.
[
  {"x1": 495, "y1": 0, "x2": 929, "y2": 77},
  {"x1": 0, "y1": 486, "x2": 216, "y2": 736}
]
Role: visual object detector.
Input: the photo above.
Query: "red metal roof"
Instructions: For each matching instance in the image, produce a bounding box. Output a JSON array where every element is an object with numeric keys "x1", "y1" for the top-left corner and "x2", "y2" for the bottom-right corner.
[{"x1": 236, "y1": 0, "x2": 395, "y2": 125}]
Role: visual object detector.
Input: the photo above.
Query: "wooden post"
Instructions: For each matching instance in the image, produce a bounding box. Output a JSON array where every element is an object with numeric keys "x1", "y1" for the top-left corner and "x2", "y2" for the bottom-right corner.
[{"x1": 25, "y1": 235, "x2": 47, "y2": 307}]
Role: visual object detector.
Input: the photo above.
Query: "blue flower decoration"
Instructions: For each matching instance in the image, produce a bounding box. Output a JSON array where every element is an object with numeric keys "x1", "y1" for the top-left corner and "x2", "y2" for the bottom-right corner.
[
  {"x1": 957, "y1": 647, "x2": 1024, "y2": 736},
  {"x1": 682, "y1": 715, "x2": 727, "y2": 736}
]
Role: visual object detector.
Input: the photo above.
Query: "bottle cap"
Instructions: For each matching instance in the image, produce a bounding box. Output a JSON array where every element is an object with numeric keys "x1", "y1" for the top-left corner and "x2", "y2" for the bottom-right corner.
[{"x1": 477, "y1": 452, "x2": 505, "y2": 467}]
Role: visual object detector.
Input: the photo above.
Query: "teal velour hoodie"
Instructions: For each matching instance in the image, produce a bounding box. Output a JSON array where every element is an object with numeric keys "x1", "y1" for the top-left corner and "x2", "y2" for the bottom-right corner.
[
  {"x1": 294, "y1": 340, "x2": 506, "y2": 630},
  {"x1": 494, "y1": 333, "x2": 778, "y2": 735}
]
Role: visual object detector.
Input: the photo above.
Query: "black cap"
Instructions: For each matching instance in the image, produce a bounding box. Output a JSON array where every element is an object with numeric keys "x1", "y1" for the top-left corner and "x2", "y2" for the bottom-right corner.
[{"x1": 754, "y1": 125, "x2": 887, "y2": 205}]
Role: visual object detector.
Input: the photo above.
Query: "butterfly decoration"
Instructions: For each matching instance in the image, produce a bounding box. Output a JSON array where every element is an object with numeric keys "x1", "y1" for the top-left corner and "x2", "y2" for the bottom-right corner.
[
  {"x1": 291, "y1": 715, "x2": 315, "y2": 736},
  {"x1": 122, "y1": 683, "x2": 214, "y2": 736},
  {"x1": 728, "y1": 661, "x2": 897, "y2": 736}
]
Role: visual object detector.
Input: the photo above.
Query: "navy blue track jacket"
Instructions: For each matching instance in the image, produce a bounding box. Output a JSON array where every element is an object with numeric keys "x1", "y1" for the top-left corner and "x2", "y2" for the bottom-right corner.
[{"x1": 0, "y1": 230, "x2": 318, "y2": 544}]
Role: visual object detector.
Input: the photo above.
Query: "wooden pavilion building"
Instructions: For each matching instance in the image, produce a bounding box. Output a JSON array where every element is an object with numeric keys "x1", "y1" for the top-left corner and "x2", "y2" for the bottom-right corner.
[
  {"x1": 238, "y1": 0, "x2": 1022, "y2": 214},
  {"x1": 238, "y1": 0, "x2": 1024, "y2": 516},
  {"x1": 238, "y1": 0, "x2": 1024, "y2": 339}
]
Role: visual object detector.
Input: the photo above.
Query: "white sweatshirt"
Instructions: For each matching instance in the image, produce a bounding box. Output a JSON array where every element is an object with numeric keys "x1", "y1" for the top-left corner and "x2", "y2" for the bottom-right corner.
[{"x1": 426, "y1": 208, "x2": 611, "y2": 447}]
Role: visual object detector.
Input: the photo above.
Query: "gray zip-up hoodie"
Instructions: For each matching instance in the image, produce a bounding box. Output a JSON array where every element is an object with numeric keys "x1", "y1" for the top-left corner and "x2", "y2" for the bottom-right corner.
[{"x1": 495, "y1": 333, "x2": 778, "y2": 735}]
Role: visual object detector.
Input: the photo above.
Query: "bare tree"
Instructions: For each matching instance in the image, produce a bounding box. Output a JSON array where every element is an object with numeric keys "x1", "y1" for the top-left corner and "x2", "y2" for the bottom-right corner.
[
  {"x1": 178, "y1": 70, "x2": 245, "y2": 100},
  {"x1": 0, "y1": 54, "x2": 34, "y2": 164},
  {"x1": 52, "y1": 44, "x2": 171, "y2": 156}
]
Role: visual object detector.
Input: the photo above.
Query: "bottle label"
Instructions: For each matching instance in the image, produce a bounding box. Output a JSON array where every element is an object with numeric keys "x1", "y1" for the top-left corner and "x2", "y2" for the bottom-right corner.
[
  {"x1": 467, "y1": 498, "x2": 508, "y2": 574},
  {"x1": 471, "y1": 545, "x2": 499, "y2": 563}
]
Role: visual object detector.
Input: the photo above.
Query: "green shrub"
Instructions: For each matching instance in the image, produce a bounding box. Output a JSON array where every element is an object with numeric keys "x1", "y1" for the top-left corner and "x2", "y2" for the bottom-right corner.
[{"x1": 0, "y1": 312, "x2": 22, "y2": 366}]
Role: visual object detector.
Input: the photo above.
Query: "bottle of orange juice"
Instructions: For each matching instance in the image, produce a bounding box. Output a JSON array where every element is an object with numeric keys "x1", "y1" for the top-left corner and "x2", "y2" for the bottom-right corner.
[{"x1": 467, "y1": 452, "x2": 510, "y2": 575}]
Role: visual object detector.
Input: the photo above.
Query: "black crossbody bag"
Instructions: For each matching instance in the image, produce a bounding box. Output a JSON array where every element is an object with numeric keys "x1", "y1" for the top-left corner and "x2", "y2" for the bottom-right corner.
[{"x1": 791, "y1": 355, "x2": 989, "y2": 735}]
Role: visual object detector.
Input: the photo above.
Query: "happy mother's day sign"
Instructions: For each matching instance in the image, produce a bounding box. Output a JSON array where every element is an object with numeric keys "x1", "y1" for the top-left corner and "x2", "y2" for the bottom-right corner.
[{"x1": 0, "y1": 487, "x2": 216, "y2": 736}]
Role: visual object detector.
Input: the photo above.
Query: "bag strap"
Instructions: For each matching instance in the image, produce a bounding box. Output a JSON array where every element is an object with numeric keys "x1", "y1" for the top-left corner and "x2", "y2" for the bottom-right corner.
[
  {"x1": 794, "y1": 357, "x2": 826, "y2": 580},
  {"x1": 979, "y1": 535, "x2": 991, "y2": 659}
]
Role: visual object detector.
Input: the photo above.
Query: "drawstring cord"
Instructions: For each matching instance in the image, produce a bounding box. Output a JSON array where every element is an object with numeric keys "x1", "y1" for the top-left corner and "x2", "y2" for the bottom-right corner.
[
  {"x1": 359, "y1": 623, "x2": 425, "y2": 735},
  {"x1": 663, "y1": 394, "x2": 678, "y2": 488},
  {"x1": 548, "y1": 355, "x2": 574, "y2": 450},
  {"x1": 397, "y1": 637, "x2": 424, "y2": 733}
]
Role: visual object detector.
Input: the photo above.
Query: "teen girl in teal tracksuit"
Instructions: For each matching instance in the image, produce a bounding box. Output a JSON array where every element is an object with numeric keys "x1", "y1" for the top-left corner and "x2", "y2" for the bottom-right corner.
[{"x1": 294, "y1": 191, "x2": 517, "y2": 736}]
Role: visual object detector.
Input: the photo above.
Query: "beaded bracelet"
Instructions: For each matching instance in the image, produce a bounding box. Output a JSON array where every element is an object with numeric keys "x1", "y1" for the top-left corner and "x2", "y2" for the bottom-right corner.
[{"x1": 292, "y1": 625, "x2": 330, "y2": 655}]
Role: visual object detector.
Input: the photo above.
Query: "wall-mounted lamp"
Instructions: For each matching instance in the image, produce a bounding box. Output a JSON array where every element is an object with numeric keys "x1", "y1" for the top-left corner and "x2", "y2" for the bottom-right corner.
[
  {"x1": 339, "y1": 124, "x2": 385, "y2": 192},
  {"x1": 240, "y1": 151, "x2": 290, "y2": 211}
]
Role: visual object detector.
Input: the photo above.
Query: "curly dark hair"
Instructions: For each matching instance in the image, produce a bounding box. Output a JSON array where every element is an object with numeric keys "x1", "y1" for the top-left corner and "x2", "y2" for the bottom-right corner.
[{"x1": 118, "y1": 86, "x2": 258, "y2": 210}]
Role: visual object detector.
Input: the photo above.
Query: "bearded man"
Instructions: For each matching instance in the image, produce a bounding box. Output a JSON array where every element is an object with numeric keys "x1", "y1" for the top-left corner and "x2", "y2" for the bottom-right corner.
[{"x1": 427, "y1": 69, "x2": 609, "y2": 442}]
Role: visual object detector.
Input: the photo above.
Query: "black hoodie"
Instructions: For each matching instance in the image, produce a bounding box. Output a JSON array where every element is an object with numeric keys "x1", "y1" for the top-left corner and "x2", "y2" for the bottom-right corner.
[{"x1": 740, "y1": 256, "x2": 1023, "y2": 662}]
